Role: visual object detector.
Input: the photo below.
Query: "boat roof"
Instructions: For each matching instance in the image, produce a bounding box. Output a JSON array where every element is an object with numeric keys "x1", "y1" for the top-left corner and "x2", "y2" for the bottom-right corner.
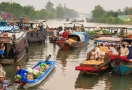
[
  {"x1": 95, "y1": 37, "x2": 122, "y2": 42},
  {"x1": 0, "y1": 26, "x2": 19, "y2": 32}
]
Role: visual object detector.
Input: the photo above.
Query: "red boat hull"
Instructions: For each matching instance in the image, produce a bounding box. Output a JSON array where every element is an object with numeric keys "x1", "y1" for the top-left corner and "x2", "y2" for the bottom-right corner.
[{"x1": 75, "y1": 65, "x2": 110, "y2": 73}]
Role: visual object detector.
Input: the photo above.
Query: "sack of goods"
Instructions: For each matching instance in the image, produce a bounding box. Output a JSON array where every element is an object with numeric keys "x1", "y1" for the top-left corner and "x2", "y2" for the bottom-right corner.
[
  {"x1": 91, "y1": 52, "x2": 95, "y2": 56},
  {"x1": 68, "y1": 38, "x2": 77, "y2": 45},
  {"x1": 15, "y1": 75, "x2": 21, "y2": 81}
]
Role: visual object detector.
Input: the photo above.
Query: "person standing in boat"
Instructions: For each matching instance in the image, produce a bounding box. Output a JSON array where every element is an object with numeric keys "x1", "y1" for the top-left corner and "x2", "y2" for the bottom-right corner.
[
  {"x1": 0, "y1": 43, "x2": 5, "y2": 57},
  {"x1": 120, "y1": 44, "x2": 129, "y2": 56},
  {"x1": 15, "y1": 65, "x2": 28, "y2": 82},
  {"x1": 95, "y1": 45, "x2": 100, "y2": 60},
  {"x1": 62, "y1": 29, "x2": 68, "y2": 40}
]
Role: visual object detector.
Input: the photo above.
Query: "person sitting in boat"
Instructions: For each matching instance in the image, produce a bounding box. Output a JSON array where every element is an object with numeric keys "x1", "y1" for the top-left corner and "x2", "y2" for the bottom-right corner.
[
  {"x1": 0, "y1": 43, "x2": 5, "y2": 57},
  {"x1": 126, "y1": 42, "x2": 131, "y2": 47},
  {"x1": 0, "y1": 71, "x2": 8, "y2": 90},
  {"x1": 15, "y1": 65, "x2": 28, "y2": 82},
  {"x1": 120, "y1": 44, "x2": 129, "y2": 57},
  {"x1": 106, "y1": 45, "x2": 118, "y2": 55},
  {"x1": 62, "y1": 29, "x2": 68, "y2": 40}
]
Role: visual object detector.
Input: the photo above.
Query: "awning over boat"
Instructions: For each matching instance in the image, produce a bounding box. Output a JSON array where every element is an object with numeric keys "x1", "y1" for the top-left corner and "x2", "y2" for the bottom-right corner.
[
  {"x1": 0, "y1": 26, "x2": 19, "y2": 32},
  {"x1": 122, "y1": 38, "x2": 132, "y2": 42},
  {"x1": 95, "y1": 37, "x2": 122, "y2": 42}
]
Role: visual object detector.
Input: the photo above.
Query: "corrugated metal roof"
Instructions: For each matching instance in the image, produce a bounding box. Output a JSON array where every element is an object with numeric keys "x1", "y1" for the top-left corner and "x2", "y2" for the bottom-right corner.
[{"x1": 0, "y1": 25, "x2": 19, "y2": 31}]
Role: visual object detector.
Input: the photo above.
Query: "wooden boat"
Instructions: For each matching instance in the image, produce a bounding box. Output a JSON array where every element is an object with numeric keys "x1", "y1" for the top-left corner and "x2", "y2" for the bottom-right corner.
[
  {"x1": 0, "y1": 21, "x2": 28, "y2": 65},
  {"x1": 56, "y1": 32, "x2": 89, "y2": 50},
  {"x1": 75, "y1": 37, "x2": 122, "y2": 74},
  {"x1": 75, "y1": 48, "x2": 110, "y2": 74},
  {"x1": 110, "y1": 38, "x2": 132, "y2": 75},
  {"x1": 15, "y1": 60, "x2": 56, "y2": 88},
  {"x1": 16, "y1": 21, "x2": 47, "y2": 44}
]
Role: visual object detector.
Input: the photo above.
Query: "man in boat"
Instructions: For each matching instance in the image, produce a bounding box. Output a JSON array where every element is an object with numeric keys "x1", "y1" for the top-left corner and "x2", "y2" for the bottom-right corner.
[
  {"x1": 15, "y1": 65, "x2": 28, "y2": 82},
  {"x1": 120, "y1": 44, "x2": 129, "y2": 57},
  {"x1": 106, "y1": 45, "x2": 118, "y2": 55},
  {"x1": 62, "y1": 29, "x2": 68, "y2": 40},
  {"x1": 0, "y1": 66, "x2": 8, "y2": 90}
]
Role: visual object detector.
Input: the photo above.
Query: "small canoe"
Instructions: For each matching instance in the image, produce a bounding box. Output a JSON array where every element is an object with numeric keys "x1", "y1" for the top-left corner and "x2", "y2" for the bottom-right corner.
[{"x1": 15, "y1": 60, "x2": 56, "y2": 88}]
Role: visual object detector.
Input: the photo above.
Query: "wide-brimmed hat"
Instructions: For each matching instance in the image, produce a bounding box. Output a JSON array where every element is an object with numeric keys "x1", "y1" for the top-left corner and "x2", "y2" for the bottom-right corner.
[{"x1": 0, "y1": 69, "x2": 6, "y2": 77}]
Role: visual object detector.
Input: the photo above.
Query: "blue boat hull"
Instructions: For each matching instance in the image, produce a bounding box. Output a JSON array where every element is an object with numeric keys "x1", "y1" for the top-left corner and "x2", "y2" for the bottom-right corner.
[
  {"x1": 24, "y1": 60, "x2": 56, "y2": 88},
  {"x1": 113, "y1": 65, "x2": 132, "y2": 76}
]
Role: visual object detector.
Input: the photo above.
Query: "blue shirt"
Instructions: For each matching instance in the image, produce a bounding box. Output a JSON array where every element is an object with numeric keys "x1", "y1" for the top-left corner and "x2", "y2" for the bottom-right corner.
[
  {"x1": 0, "y1": 80, "x2": 8, "y2": 90},
  {"x1": 16, "y1": 69, "x2": 28, "y2": 82}
]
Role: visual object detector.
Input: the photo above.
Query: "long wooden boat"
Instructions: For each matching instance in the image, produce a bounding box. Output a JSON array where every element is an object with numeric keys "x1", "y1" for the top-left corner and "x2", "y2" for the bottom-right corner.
[
  {"x1": 75, "y1": 48, "x2": 110, "y2": 74},
  {"x1": 75, "y1": 37, "x2": 122, "y2": 74},
  {"x1": 0, "y1": 21, "x2": 28, "y2": 64},
  {"x1": 16, "y1": 21, "x2": 47, "y2": 44},
  {"x1": 110, "y1": 38, "x2": 132, "y2": 75},
  {"x1": 15, "y1": 60, "x2": 56, "y2": 88},
  {"x1": 56, "y1": 32, "x2": 89, "y2": 50}
]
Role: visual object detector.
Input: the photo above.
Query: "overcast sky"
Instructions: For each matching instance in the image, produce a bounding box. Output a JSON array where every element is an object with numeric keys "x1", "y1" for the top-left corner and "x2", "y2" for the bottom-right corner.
[{"x1": 1, "y1": 0, "x2": 132, "y2": 13}]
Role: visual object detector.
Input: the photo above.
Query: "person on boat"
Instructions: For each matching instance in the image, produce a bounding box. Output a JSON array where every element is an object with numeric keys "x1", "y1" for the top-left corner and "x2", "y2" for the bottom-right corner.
[
  {"x1": 95, "y1": 45, "x2": 100, "y2": 60},
  {"x1": 15, "y1": 65, "x2": 28, "y2": 82},
  {"x1": 0, "y1": 43, "x2": 5, "y2": 57},
  {"x1": 53, "y1": 28, "x2": 57, "y2": 36},
  {"x1": 0, "y1": 72, "x2": 8, "y2": 90},
  {"x1": 106, "y1": 45, "x2": 118, "y2": 55},
  {"x1": 62, "y1": 29, "x2": 68, "y2": 40},
  {"x1": 120, "y1": 44, "x2": 129, "y2": 57},
  {"x1": 126, "y1": 42, "x2": 131, "y2": 47},
  {"x1": 73, "y1": 24, "x2": 76, "y2": 30}
]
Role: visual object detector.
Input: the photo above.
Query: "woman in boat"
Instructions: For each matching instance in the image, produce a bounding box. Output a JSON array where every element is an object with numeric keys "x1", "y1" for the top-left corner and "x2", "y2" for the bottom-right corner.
[
  {"x1": 120, "y1": 44, "x2": 129, "y2": 56},
  {"x1": 15, "y1": 65, "x2": 28, "y2": 82},
  {"x1": 0, "y1": 43, "x2": 5, "y2": 57}
]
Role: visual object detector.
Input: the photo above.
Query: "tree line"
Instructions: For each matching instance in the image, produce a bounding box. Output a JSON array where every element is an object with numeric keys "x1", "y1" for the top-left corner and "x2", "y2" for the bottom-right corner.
[
  {"x1": 92, "y1": 5, "x2": 132, "y2": 24},
  {"x1": 0, "y1": 1, "x2": 79, "y2": 21}
]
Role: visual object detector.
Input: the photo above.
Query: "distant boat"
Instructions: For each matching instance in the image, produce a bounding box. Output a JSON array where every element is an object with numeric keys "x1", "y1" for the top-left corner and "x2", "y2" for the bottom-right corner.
[
  {"x1": 16, "y1": 21, "x2": 47, "y2": 44},
  {"x1": 56, "y1": 32, "x2": 89, "y2": 50},
  {"x1": 66, "y1": 18, "x2": 70, "y2": 21},
  {"x1": 71, "y1": 19, "x2": 84, "y2": 22}
]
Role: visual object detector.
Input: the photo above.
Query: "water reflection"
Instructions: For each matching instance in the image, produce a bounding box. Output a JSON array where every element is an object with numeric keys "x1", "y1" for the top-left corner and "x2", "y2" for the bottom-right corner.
[
  {"x1": 108, "y1": 73, "x2": 132, "y2": 90},
  {"x1": 75, "y1": 72, "x2": 105, "y2": 90}
]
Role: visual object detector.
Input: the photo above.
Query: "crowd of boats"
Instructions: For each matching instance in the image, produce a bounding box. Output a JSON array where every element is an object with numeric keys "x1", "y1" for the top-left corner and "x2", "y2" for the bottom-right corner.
[{"x1": 0, "y1": 18, "x2": 132, "y2": 89}]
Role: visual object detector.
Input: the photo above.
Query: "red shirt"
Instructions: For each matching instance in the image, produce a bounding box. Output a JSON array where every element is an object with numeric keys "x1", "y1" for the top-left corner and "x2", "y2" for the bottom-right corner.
[{"x1": 62, "y1": 31, "x2": 68, "y2": 39}]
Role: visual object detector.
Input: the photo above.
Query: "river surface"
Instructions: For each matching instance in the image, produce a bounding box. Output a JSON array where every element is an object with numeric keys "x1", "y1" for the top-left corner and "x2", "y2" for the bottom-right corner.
[{"x1": 3, "y1": 20, "x2": 132, "y2": 90}]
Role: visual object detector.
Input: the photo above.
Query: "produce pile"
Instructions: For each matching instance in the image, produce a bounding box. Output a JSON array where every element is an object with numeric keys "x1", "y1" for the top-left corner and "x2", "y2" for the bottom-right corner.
[
  {"x1": 123, "y1": 33, "x2": 132, "y2": 38},
  {"x1": 15, "y1": 62, "x2": 50, "y2": 81},
  {"x1": 86, "y1": 30, "x2": 111, "y2": 36},
  {"x1": 67, "y1": 38, "x2": 77, "y2": 45}
]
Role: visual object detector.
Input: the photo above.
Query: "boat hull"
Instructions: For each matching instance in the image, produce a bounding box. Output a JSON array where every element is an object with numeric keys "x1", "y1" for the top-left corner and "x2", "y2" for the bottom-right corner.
[
  {"x1": 27, "y1": 32, "x2": 46, "y2": 44},
  {"x1": 23, "y1": 61, "x2": 56, "y2": 88},
  {"x1": 75, "y1": 64, "x2": 110, "y2": 74},
  {"x1": 49, "y1": 37, "x2": 59, "y2": 43},
  {"x1": 112, "y1": 65, "x2": 132, "y2": 75},
  {"x1": 56, "y1": 41, "x2": 88, "y2": 50}
]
